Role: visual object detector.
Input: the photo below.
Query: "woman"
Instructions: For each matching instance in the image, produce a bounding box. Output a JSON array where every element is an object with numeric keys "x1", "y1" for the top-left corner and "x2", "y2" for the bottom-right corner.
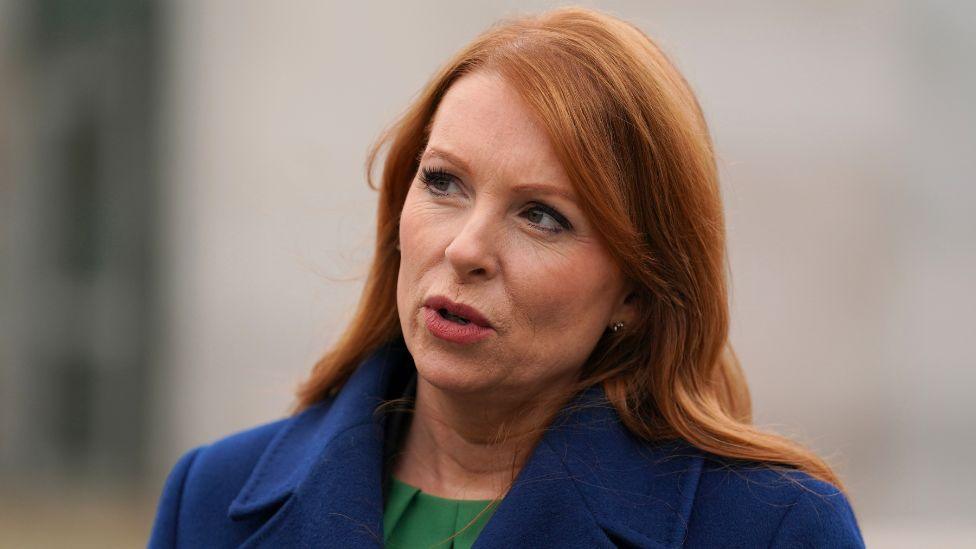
[{"x1": 150, "y1": 7, "x2": 864, "y2": 548}]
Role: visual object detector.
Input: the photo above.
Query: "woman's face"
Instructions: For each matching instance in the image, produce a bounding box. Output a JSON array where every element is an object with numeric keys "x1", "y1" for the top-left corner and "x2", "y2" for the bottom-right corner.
[{"x1": 397, "y1": 70, "x2": 634, "y2": 402}]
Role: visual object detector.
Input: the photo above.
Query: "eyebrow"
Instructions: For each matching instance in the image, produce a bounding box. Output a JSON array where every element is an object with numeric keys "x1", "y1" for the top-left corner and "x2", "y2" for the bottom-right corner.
[
  {"x1": 510, "y1": 183, "x2": 578, "y2": 204},
  {"x1": 421, "y1": 148, "x2": 473, "y2": 175},
  {"x1": 420, "y1": 147, "x2": 579, "y2": 204}
]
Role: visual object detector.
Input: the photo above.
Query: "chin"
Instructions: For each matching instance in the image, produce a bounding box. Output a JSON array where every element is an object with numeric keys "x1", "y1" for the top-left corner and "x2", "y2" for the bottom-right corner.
[{"x1": 409, "y1": 340, "x2": 501, "y2": 396}]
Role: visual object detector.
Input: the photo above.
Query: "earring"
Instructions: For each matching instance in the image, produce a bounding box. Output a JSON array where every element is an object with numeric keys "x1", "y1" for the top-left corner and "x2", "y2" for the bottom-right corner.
[{"x1": 610, "y1": 321, "x2": 624, "y2": 333}]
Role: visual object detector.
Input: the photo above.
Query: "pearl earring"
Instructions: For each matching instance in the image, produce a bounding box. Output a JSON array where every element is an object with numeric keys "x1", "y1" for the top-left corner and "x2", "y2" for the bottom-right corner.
[{"x1": 610, "y1": 321, "x2": 625, "y2": 333}]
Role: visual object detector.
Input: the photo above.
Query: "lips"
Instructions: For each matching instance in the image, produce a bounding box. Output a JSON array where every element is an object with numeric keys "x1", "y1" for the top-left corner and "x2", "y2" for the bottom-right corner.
[
  {"x1": 422, "y1": 295, "x2": 492, "y2": 328},
  {"x1": 421, "y1": 295, "x2": 494, "y2": 345}
]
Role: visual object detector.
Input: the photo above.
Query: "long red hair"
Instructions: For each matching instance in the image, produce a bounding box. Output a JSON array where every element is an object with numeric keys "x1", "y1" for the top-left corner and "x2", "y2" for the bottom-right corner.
[{"x1": 296, "y1": 6, "x2": 844, "y2": 490}]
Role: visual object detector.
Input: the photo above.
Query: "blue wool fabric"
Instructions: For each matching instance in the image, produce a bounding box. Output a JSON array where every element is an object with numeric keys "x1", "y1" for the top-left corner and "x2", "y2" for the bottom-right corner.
[{"x1": 149, "y1": 338, "x2": 865, "y2": 548}]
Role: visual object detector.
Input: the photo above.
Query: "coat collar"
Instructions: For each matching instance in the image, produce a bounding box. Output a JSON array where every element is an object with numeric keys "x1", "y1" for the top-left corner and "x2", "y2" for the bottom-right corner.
[{"x1": 228, "y1": 339, "x2": 704, "y2": 548}]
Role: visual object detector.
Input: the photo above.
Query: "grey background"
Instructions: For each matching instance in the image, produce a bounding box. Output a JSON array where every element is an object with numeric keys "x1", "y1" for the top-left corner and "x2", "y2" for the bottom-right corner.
[{"x1": 2, "y1": 1, "x2": 974, "y2": 546}]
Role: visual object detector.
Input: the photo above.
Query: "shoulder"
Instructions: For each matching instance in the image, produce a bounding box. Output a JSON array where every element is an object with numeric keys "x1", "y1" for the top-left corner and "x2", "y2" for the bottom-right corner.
[
  {"x1": 545, "y1": 394, "x2": 865, "y2": 547},
  {"x1": 179, "y1": 416, "x2": 289, "y2": 498},
  {"x1": 685, "y1": 455, "x2": 865, "y2": 548},
  {"x1": 148, "y1": 409, "x2": 315, "y2": 548}
]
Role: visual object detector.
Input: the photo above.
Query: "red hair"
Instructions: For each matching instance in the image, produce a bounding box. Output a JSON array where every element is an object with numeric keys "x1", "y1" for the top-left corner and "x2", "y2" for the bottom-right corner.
[{"x1": 296, "y1": 6, "x2": 844, "y2": 490}]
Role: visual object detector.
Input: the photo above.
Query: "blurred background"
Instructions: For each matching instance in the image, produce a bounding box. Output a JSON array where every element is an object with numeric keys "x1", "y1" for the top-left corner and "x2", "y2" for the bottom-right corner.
[{"x1": 1, "y1": 0, "x2": 973, "y2": 546}]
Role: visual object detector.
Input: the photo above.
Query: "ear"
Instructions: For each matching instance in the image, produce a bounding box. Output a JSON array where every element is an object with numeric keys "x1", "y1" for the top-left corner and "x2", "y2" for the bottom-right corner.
[{"x1": 610, "y1": 284, "x2": 640, "y2": 328}]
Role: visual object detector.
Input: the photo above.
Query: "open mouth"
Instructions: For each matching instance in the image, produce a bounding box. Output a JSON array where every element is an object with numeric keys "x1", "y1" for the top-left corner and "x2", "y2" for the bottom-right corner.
[
  {"x1": 423, "y1": 303, "x2": 492, "y2": 344},
  {"x1": 437, "y1": 308, "x2": 470, "y2": 325}
]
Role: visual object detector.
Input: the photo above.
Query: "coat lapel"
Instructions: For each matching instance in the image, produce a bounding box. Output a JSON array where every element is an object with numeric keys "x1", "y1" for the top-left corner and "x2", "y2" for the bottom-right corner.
[
  {"x1": 227, "y1": 340, "x2": 411, "y2": 548},
  {"x1": 473, "y1": 389, "x2": 704, "y2": 548},
  {"x1": 226, "y1": 340, "x2": 703, "y2": 548}
]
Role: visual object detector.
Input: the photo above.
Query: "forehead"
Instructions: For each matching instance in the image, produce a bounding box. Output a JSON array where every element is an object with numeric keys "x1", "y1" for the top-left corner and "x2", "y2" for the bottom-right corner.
[{"x1": 425, "y1": 71, "x2": 574, "y2": 195}]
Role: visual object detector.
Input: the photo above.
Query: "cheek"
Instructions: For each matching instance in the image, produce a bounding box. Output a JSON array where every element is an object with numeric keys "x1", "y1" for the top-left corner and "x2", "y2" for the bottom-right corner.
[
  {"x1": 398, "y1": 195, "x2": 437, "y2": 276},
  {"x1": 510, "y1": 246, "x2": 619, "y2": 340},
  {"x1": 396, "y1": 191, "x2": 445, "y2": 306},
  {"x1": 397, "y1": 198, "x2": 422, "y2": 292}
]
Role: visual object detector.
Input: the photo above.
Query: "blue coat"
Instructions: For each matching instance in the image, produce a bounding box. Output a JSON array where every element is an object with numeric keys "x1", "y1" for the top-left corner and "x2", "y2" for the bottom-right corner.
[{"x1": 149, "y1": 339, "x2": 865, "y2": 548}]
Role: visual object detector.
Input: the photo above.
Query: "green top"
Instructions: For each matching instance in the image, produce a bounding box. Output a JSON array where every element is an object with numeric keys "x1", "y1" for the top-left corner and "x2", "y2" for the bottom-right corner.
[{"x1": 383, "y1": 476, "x2": 500, "y2": 549}]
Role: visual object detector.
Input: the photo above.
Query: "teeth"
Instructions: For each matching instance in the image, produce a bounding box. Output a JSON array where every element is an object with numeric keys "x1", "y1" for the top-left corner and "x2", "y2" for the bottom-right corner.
[{"x1": 438, "y1": 308, "x2": 470, "y2": 324}]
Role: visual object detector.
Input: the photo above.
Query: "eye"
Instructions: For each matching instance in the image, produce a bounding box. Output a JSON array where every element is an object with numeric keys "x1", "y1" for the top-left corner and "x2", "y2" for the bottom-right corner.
[
  {"x1": 522, "y1": 203, "x2": 572, "y2": 234},
  {"x1": 419, "y1": 167, "x2": 461, "y2": 196}
]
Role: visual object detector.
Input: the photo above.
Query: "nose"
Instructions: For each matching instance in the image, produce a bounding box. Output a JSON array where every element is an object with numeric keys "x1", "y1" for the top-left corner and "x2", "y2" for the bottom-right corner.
[{"x1": 444, "y1": 207, "x2": 500, "y2": 282}]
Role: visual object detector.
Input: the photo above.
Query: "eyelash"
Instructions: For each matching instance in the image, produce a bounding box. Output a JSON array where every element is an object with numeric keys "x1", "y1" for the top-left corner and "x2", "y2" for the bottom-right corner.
[
  {"x1": 418, "y1": 167, "x2": 463, "y2": 200},
  {"x1": 418, "y1": 167, "x2": 573, "y2": 234}
]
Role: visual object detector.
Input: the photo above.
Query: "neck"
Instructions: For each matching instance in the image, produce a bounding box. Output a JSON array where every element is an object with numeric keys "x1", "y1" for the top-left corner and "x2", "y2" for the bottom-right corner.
[{"x1": 391, "y1": 376, "x2": 571, "y2": 500}]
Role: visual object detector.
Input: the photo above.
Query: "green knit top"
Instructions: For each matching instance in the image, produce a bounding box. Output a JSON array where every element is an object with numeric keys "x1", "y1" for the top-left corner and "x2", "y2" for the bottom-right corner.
[{"x1": 383, "y1": 476, "x2": 500, "y2": 549}]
